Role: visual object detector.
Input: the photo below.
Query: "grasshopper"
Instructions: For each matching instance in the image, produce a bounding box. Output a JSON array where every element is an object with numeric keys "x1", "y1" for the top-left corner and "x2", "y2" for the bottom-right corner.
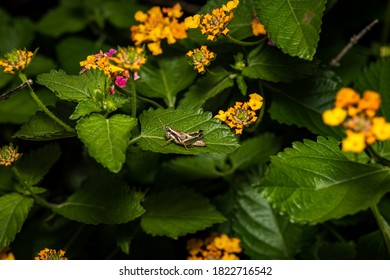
[
  {"x1": 0, "y1": 79, "x2": 33, "y2": 101},
  {"x1": 157, "y1": 117, "x2": 206, "y2": 149}
]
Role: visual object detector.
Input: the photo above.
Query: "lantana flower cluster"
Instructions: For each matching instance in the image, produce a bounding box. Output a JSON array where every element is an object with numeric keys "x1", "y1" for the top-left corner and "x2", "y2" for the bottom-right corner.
[
  {"x1": 322, "y1": 87, "x2": 390, "y2": 152},
  {"x1": 0, "y1": 49, "x2": 34, "y2": 74},
  {"x1": 187, "y1": 233, "x2": 242, "y2": 260},
  {"x1": 0, "y1": 246, "x2": 15, "y2": 260},
  {"x1": 186, "y1": 46, "x2": 215, "y2": 74},
  {"x1": 185, "y1": 0, "x2": 239, "y2": 41},
  {"x1": 0, "y1": 144, "x2": 20, "y2": 167},
  {"x1": 215, "y1": 93, "x2": 263, "y2": 134},
  {"x1": 131, "y1": 4, "x2": 187, "y2": 56},
  {"x1": 79, "y1": 47, "x2": 146, "y2": 94},
  {"x1": 35, "y1": 248, "x2": 67, "y2": 260}
]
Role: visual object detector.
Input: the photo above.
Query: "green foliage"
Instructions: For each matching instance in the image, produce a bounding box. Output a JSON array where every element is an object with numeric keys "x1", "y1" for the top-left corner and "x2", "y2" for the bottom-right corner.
[
  {"x1": 255, "y1": 0, "x2": 326, "y2": 60},
  {"x1": 76, "y1": 114, "x2": 137, "y2": 173},
  {"x1": 137, "y1": 107, "x2": 240, "y2": 155},
  {"x1": 261, "y1": 137, "x2": 390, "y2": 223},
  {"x1": 141, "y1": 187, "x2": 226, "y2": 239},
  {"x1": 53, "y1": 174, "x2": 145, "y2": 224},
  {"x1": 0, "y1": 193, "x2": 34, "y2": 250},
  {"x1": 0, "y1": 0, "x2": 389, "y2": 261}
]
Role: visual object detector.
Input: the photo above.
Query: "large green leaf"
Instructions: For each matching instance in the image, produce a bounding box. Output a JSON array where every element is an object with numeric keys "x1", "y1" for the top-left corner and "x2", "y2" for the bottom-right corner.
[
  {"x1": 229, "y1": 133, "x2": 281, "y2": 171},
  {"x1": 53, "y1": 174, "x2": 144, "y2": 225},
  {"x1": 36, "y1": 3, "x2": 88, "y2": 37},
  {"x1": 179, "y1": 67, "x2": 234, "y2": 108},
  {"x1": 255, "y1": 0, "x2": 326, "y2": 60},
  {"x1": 261, "y1": 137, "x2": 390, "y2": 224},
  {"x1": 13, "y1": 111, "x2": 75, "y2": 140},
  {"x1": 242, "y1": 44, "x2": 318, "y2": 82},
  {"x1": 0, "y1": 193, "x2": 34, "y2": 250},
  {"x1": 37, "y1": 69, "x2": 110, "y2": 106},
  {"x1": 136, "y1": 56, "x2": 197, "y2": 107},
  {"x1": 355, "y1": 59, "x2": 390, "y2": 120},
  {"x1": 76, "y1": 113, "x2": 137, "y2": 173},
  {"x1": 0, "y1": 17, "x2": 34, "y2": 54},
  {"x1": 233, "y1": 186, "x2": 305, "y2": 259},
  {"x1": 137, "y1": 107, "x2": 240, "y2": 155},
  {"x1": 15, "y1": 144, "x2": 61, "y2": 186},
  {"x1": 141, "y1": 187, "x2": 226, "y2": 239},
  {"x1": 163, "y1": 154, "x2": 229, "y2": 181},
  {"x1": 268, "y1": 70, "x2": 343, "y2": 139}
]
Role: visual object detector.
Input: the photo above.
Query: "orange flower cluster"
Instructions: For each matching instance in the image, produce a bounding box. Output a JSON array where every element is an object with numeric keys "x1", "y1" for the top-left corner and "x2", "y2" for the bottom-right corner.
[
  {"x1": 323, "y1": 87, "x2": 390, "y2": 152},
  {"x1": 187, "y1": 233, "x2": 242, "y2": 260},
  {"x1": 131, "y1": 4, "x2": 187, "y2": 55},
  {"x1": 79, "y1": 47, "x2": 146, "y2": 94},
  {"x1": 215, "y1": 93, "x2": 263, "y2": 134},
  {"x1": 185, "y1": 0, "x2": 239, "y2": 41},
  {"x1": 35, "y1": 248, "x2": 67, "y2": 260},
  {"x1": 251, "y1": 17, "x2": 266, "y2": 36},
  {"x1": 0, "y1": 49, "x2": 34, "y2": 74},
  {"x1": 186, "y1": 46, "x2": 215, "y2": 73},
  {"x1": 0, "y1": 246, "x2": 15, "y2": 260},
  {"x1": 0, "y1": 144, "x2": 20, "y2": 167}
]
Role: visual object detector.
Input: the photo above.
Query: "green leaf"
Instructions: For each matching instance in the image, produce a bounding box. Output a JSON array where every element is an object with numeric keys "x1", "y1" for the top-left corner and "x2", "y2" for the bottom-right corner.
[
  {"x1": 0, "y1": 17, "x2": 34, "y2": 54},
  {"x1": 355, "y1": 59, "x2": 390, "y2": 120},
  {"x1": 233, "y1": 185, "x2": 305, "y2": 259},
  {"x1": 261, "y1": 137, "x2": 390, "y2": 224},
  {"x1": 103, "y1": 1, "x2": 145, "y2": 29},
  {"x1": 0, "y1": 193, "x2": 34, "y2": 250},
  {"x1": 141, "y1": 187, "x2": 226, "y2": 239},
  {"x1": 0, "y1": 168, "x2": 14, "y2": 195},
  {"x1": 0, "y1": 87, "x2": 41, "y2": 125},
  {"x1": 53, "y1": 174, "x2": 145, "y2": 225},
  {"x1": 268, "y1": 70, "x2": 343, "y2": 139},
  {"x1": 137, "y1": 107, "x2": 240, "y2": 155},
  {"x1": 179, "y1": 67, "x2": 234, "y2": 108},
  {"x1": 76, "y1": 114, "x2": 137, "y2": 173},
  {"x1": 116, "y1": 222, "x2": 138, "y2": 255},
  {"x1": 36, "y1": 4, "x2": 88, "y2": 37},
  {"x1": 357, "y1": 231, "x2": 389, "y2": 259},
  {"x1": 15, "y1": 144, "x2": 61, "y2": 186},
  {"x1": 255, "y1": 0, "x2": 326, "y2": 60},
  {"x1": 135, "y1": 56, "x2": 197, "y2": 107},
  {"x1": 164, "y1": 154, "x2": 229, "y2": 181},
  {"x1": 37, "y1": 69, "x2": 109, "y2": 104},
  {"x1": 242, "y1": 44, "x2": 318, "y2": 82},
  {"x1": 229, "y1": 133, "x2": 281, "y2": 171},
  {"x1": 13, "y1": 111, "x2": 75, "y2": 140}
]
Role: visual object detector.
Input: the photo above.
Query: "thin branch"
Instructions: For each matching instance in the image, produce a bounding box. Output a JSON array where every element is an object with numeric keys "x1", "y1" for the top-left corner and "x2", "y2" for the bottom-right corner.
[
  {"x1": 0, "y1": 79, "x2": 33, "y2": 101},
  {"x1": 329, "y1": 19, "x2": 379, "y2": 68}
]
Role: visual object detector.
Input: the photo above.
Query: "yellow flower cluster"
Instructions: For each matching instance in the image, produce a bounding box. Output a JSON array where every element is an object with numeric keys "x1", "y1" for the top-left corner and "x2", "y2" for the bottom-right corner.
[
  {"x1": 251, "y1": 17, "x2": 266, "y2": 36},
  {"x1": 0, "y1": 144, "x2": 20, "y2": 167},
  {"x1": 80, "y1": 47, "x2": 146, "y2": 94},
  {"x1": 185, "y1": 0, "x2": 239, "y2": 41},
  {"x1": 0, "y1": 49, "x2": 34, "y2": 74},
  {"x1": 35, "y1": 248, "x2": 67, "y2": 260},
  {"x1": 186, "y1": 46, "x2": 215, "y2": 73},
  {"x1": 0, "y1": 246, "x2": 15, "y2": 260},
  {"x1": 187, "y1": 233, "x2": 242, "y2": 260},
  {"x1": 323, "y1": 87, "x2": 390, "y2": 152},
  {"x1": 215, "y1": 93, "x2": 263, "y2": 134},
  {"x1": 131, "y1": 4, "x2": 187, "y2": 56}
]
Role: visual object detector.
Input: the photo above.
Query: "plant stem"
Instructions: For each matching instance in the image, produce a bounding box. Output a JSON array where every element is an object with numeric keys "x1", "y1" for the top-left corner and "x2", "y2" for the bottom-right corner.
[
  {"x1": 365, "y1": 145, "x2": 390, "y2": 166},
  {"x1": 118, "y1": 87, "x2": 163, "y2": 109},
  {"x1": 370, "y1": 204, "x2": 390, "y2": 255},
  {"x1": 18, "y1": 73, "x2": 75, "y2": 134},
  {"x1": 12, "y1": 166, "x2": 57, "y2": 209},
  {"x1": 129, "y1": 77, "x2": 137, "y2": 117},
  {"x1": 226, "y1": 34, "x2": 266, "y2": 46},
  {"x1": 128, "y1": 135, "x2": 142, "y2": 146}
]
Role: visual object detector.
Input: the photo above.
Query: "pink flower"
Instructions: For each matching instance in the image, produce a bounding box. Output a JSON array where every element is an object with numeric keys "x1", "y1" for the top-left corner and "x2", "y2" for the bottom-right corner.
[
  {"x1": 105, "y1": 48, "x2": 117, "y2": 57},
  {"x1": 115, "y1": 75, "x2": 128, "y2": 88},
  {"x1": 133, "y1": 72, "x2": 140, "y2": 80}
]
